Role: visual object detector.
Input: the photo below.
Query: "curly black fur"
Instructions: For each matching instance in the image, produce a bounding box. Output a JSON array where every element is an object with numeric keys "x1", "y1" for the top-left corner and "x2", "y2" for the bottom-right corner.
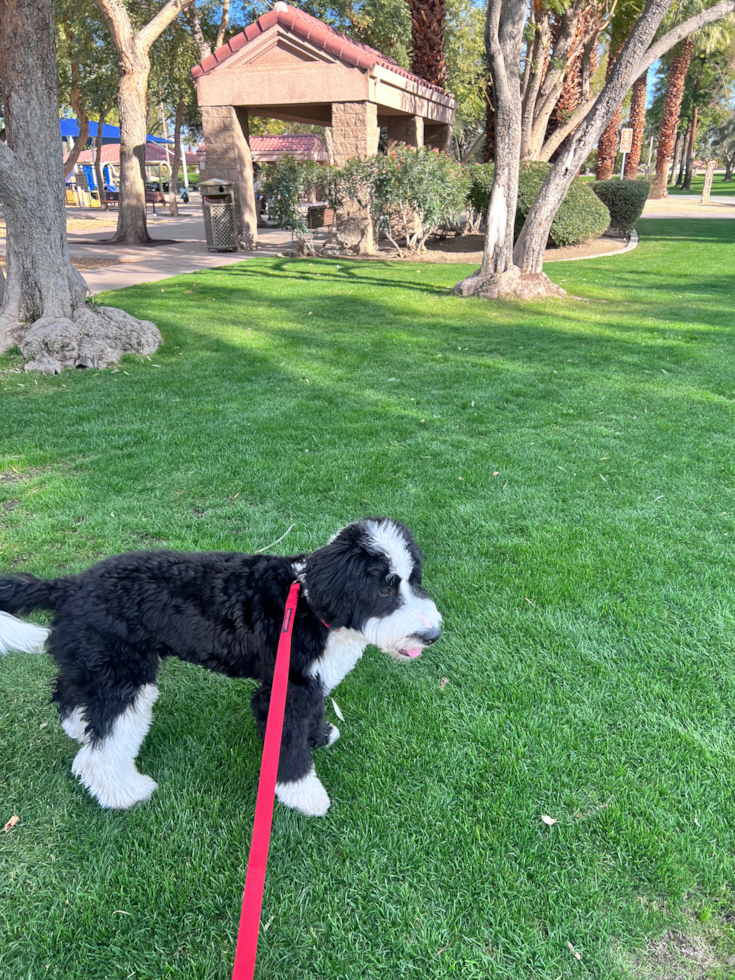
[{"x1": 0, "y1": 518, "x2": 433, "y2": 791}]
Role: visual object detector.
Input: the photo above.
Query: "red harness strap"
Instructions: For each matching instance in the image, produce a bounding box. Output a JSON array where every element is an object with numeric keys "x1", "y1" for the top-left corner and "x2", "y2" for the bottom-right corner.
[{"x1": 231, "y1": 581, "x2": 301, "y2": 980}]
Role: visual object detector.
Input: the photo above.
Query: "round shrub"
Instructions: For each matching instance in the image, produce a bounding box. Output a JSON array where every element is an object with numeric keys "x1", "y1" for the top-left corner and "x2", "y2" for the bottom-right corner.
[
  {"x1": 590, "y1": 179, "x2": 649, "y2": 236},
  {"x1": 467, "y1": 161, "x2": 611, "y2": 247},
  {"x1": 516, "y1": 162, "x2": 610, "y2": 246}
]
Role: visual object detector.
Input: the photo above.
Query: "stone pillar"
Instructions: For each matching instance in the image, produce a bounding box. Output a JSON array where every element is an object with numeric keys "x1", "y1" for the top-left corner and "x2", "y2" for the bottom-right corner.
[
  {"x1": 199, "y1": 105, "x2": 258, "y2": 250},
  {"x1": 424, "y1": 122, "x2": 452, "y2": 153},
  {"x1": 330, "y1": 101, "x2": 380, "y2": 253},
  {"x1": 386, "y1": 114, "x2": 424, "y2": 150}
]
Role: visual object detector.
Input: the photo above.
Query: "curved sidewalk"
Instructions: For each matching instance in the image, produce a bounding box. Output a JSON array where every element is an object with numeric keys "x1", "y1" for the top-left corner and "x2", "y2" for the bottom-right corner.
[{"x1": 0, "y1": 208, "x2": 294, "y2": 294}]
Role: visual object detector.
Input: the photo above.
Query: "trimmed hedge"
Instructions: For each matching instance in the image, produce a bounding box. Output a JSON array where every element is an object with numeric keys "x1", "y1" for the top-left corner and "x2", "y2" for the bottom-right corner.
[
  {"x1": 590, "y1": 179, "x2": 649, "y2": 236},
  {"x1": 467, "y1": 161, "x2": 611, "y2": 247}
]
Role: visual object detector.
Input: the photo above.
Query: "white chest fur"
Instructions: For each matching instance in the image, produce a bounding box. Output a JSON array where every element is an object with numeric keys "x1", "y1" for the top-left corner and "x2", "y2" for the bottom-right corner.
[{"x1": 307, "y1": 628, "x2": 367, "y2": 695}]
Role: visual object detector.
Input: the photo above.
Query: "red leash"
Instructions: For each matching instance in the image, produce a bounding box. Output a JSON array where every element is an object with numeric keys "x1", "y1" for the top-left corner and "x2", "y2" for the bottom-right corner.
[{"x1": 231, "y1": 581, "x2": 300, "y2": 980}]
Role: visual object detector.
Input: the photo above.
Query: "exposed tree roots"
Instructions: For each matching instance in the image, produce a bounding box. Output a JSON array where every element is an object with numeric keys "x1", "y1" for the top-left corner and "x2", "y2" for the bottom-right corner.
[
  {"x1": 16, "y1": 305, "x2": 161, "y2": 374},
  {"x1": 453, "y1": 266, "x2": 567, "y2": 300}
]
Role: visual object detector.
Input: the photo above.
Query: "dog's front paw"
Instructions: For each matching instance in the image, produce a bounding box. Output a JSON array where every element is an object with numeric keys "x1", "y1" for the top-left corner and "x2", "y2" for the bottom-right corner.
[
  {"x1": 310, "y1": 721, "x2": 340, "y2": 748},
  {"x1": 276, "y1": 767, "x2": 330, "y2": 817}
]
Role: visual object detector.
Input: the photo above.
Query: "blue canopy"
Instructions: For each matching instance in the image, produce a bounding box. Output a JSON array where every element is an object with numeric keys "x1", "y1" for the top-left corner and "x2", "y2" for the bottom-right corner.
[{"x1": 59, "y1": 118, "x2": 173, "y2": 145}]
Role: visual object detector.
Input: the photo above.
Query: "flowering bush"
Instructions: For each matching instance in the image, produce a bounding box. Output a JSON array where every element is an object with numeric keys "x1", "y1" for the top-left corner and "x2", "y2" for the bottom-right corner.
[
  {"x1": 338, "y1": 146, "x2": 469, "y2": 254},
  {"x1": 262, "y1": 146, "x2": 468, "y2": 253}
]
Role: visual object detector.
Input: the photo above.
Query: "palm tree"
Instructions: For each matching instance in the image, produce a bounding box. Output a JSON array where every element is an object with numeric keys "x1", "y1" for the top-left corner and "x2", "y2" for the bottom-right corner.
[
  {"x1": 407, "y1": 0, "x2": 447, "y2": 88},
  {"x1": 649, "y1": 37, "x2": 694, "y2": 197},
  {"x1": 650, "y1": 13, "x2": 734, "y2": 198},
  {"x1": 596, "y1": 0, "x2": 643, "y2": 180},
  {"x1": 623, "y1": 70, "x2": 648, "y2": 177}
]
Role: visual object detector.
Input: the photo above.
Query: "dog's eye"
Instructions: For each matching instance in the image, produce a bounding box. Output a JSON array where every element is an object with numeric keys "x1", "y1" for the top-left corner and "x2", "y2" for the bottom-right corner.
[{"x1": 379, "y1": 586, "x2": 393, "y2": 596}]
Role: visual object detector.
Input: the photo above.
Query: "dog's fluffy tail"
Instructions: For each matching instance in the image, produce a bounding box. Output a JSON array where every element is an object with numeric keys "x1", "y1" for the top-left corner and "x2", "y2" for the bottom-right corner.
[
  {"x1": 0, "y1": 611, "x2": 49, "y2": 654},
  {"x1": 0, "y1": 573, "x2": 72, "y2": 614},
  {"x1": 0, "y1": 574, "x2": 72, "y2": 655}
]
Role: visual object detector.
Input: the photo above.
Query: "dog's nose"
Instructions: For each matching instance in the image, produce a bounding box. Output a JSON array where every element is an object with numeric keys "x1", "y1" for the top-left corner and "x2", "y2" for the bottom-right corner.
[{"x1": 416, "y1": 627, "x2": 440, "y2": 646}]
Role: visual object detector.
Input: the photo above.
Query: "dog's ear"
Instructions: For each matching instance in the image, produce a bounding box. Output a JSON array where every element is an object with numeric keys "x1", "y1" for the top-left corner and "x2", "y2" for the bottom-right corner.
[
  {"x1": 305, "y1": 526, "x2": 377, "y2": 628},
  {"x1": 304, "y1": 537, "x2": 359, "y2": 628}
]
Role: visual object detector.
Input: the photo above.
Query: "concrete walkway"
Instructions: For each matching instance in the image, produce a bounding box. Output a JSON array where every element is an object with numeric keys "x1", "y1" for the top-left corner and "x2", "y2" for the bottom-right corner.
[
  {"x1": 0, "y1": 207, "x2": 295, "y2": 294},
  {"x1": 642, "y1": 195, "x2": 735, "y2": 218}
]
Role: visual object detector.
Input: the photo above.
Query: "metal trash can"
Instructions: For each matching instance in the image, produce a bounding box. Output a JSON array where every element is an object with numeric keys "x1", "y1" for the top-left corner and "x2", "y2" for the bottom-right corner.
[
  {"x1": 200, "y1": 178, "x2": 237, "y2": 252},
  {"x1": 307, "y1": 205, "x2": 326, "y2": 229}
]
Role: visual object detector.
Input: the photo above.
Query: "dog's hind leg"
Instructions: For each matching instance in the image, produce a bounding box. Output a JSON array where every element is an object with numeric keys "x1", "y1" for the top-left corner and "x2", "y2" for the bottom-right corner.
[
  {"x1": 252, "y1": 678, "x2": 331, "y2": 817},
  {"x1": 70, "y1": 685, "x2": 160, "y2": 810}
]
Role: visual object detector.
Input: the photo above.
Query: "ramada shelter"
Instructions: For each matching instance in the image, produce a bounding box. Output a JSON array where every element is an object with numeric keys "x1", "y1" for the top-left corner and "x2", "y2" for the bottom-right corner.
[{"x1": 191, "y1": 1, "x2": 456, "y2": 250}]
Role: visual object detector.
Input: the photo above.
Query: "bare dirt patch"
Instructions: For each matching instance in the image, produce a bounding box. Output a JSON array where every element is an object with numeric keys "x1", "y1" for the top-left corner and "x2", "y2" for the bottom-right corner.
[
  {"x1": 0, "y1": 255, "x2": 142, "y2": 273},
  {"x1": 627, "y1": 923, "x2": 735, "y2": 979}
]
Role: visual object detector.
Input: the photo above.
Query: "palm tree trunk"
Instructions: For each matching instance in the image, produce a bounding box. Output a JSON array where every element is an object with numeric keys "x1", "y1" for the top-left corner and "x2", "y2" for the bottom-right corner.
[
  {"x1": 676, "y1": 122, "x2": 690, "y2": 185},
  {"x1": 649, "y1": 36, "x2": 693, "y2": 198},
  {"x1": 407, "y1": 0, "x2": 447, "y2": 88},
  {"x1": 682, "y1": 104, "x2": 699, "y2": 190},
  {"x1": 670, "y1": 130, "x2": 681, "y2": 182},
  {"x1": 596, "y1": 21, "x2": 630, "y2": 180},
  {"x1": 623, "y1": 70, "x2": 647, "y2": 178}
]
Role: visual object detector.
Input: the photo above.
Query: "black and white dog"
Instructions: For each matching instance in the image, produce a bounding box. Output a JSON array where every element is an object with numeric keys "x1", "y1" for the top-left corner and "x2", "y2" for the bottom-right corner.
[{"x1": 0, "y1": 518, "x2": 441, "y2": 816}]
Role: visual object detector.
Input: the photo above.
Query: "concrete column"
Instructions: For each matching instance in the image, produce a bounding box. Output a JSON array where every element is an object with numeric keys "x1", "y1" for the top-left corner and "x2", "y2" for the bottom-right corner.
[
  {"x1": 386, "y1": 114, "x2": 424, "y2": 150},
  {"x1": 199, "y1": 105, "x2": 258, "y2": 250},
  {"x1": 424, "y1": 122, "x2": 453, "y2": 153},
  {"x1": 331, "y1": 101, "x2": 380, "y2": 253}
]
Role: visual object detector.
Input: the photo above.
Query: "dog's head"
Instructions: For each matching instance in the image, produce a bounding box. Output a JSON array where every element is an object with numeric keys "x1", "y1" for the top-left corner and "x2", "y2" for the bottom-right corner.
[{"x1": 304, "y1": 518, "x2": 441, "y2": 660}]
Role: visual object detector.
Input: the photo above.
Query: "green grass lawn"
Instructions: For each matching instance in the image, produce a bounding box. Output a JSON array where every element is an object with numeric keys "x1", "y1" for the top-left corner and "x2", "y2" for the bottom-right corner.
[
  {"x1": 667, "y1": 172, "x2": 735, "y2": 197},
  {"x1": 580, "y1": 171, "x2": 735, "y2": 200},
  {"x1": 2, "y1": 219, "x2": 735, "y2": 979}
]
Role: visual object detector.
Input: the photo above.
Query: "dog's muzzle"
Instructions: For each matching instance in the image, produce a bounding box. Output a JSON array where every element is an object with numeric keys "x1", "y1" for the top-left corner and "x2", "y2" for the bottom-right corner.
[{"x1": 396, "y1": 627, "x2": 440, "y2": 659}]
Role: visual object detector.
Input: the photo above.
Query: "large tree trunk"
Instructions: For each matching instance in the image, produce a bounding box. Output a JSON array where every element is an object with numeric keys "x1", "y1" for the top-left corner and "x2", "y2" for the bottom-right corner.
[
  {"x1": 682, "y1": 103, "x2": 699, "y2": 190},
  {"x1": 114, "y1": 59, "x2": 152, "y2": 243},
  {"x1": 520, "y1": 2, "x2": 551, "y2": 159},
  {"x1": 514, "y1": 0, "x2": 675, "y2": 274},
  {"x1": 522, "y1": 0, "x2": 587, "y2": 161},
  {"x1": 455, "y1": 0, "x2": 735, "y2": 296},
  {"x1": 649, "y1": 37, "x2": 693, "y2": 198},
  {"x1": 95, "y1": 0, "x2": 195, "y2": 244},
  {"x1": 454, "y1": 0, "x2": 562, "y2": 299},
  {"x1": 0, "y1": 0, "x2": 160, "y2": 370},
  {"x1": 0, "y1": 0, "x2": 87, "y2": 346},
  {"x1": 624, "y1": 70, "x2": 647, "y2": 178},
  {"x1": 407, "y1": 0, "x2": 447, "y2": 88},
  {"x1": 544, "y1": 4, "x2": 601, "y2": 159},
  {"x1": 168, "y1": 95, "x2": 186, "y2": 217}
]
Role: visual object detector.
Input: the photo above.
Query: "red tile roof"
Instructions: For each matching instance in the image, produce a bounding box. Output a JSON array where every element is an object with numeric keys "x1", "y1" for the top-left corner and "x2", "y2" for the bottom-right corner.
[
  {"x1": 196, "y1": 134, "x2": 328, "y2": 162},
  {"x1": 190, "y1": 3, "x2": 447, "y2": 96},
  {"x1": 67, "y1": 143, "x2": 200, "y2": 166},
  {"x1": 251, "y1": 134, "x2": 327, "y2": 155}
]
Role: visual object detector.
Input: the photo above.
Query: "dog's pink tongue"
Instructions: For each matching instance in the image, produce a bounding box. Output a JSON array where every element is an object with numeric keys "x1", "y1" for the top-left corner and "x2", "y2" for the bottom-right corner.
[{"x1": 402, "y1": 647, "x2": 422, "y2": 658}]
